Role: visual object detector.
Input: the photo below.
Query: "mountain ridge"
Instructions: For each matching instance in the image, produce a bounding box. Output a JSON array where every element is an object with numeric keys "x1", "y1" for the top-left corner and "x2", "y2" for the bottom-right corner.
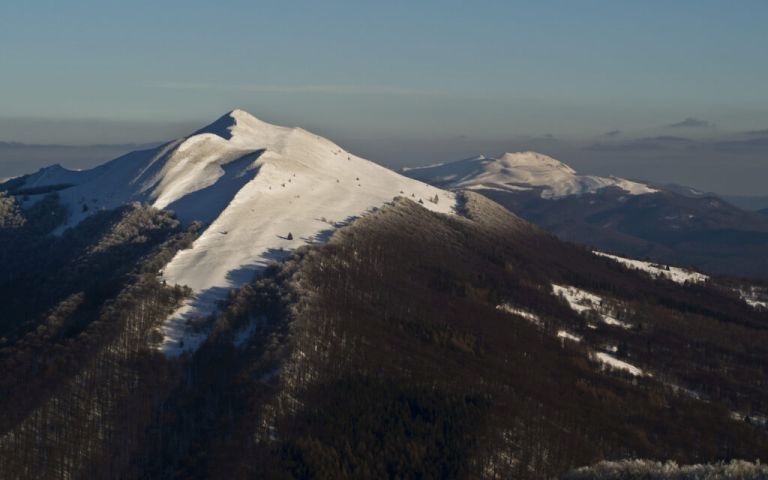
[{"x1": 2, "y1": 110, "x2": 456, "y2": 355}]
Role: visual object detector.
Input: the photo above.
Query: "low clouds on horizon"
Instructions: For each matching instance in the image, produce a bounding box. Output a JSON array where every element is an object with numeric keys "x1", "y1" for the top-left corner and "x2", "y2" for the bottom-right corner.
[
  {"x1": 668, "y1": 117, "x2": 715, "y2": 128},
  {"x1": 745, "y1": 129, "x2": 768, "y2": 136},
  {"x1": 585, "y1": 134, "x2": 768, "y2": 154}
]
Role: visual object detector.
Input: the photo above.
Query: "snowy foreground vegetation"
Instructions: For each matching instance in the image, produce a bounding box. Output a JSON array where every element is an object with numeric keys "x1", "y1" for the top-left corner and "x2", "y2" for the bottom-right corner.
[
  {"x1": 563, "y1": 459, "x2": 768, "y2": 479},
  {"x1": 593, "y1": 252, "x2": 709, "y2": 285}
]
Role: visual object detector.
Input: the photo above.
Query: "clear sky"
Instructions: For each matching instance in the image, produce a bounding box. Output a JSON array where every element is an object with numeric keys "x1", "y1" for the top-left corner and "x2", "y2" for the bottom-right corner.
[{"x1": 1, "y1": 1, "x2": 767, "y2": 195}]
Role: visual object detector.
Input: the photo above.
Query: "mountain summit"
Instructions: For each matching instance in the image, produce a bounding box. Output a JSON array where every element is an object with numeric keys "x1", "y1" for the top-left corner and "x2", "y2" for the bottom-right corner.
[
  {"x1": 404, "y1": 151, "x2": 657, "y2": 199},
  {"x1": 193, "y1": 108, "x2": 267, "y2": 139},
  {"x1": 6, "y1": 110, "x2": 455, "y2": 354}
]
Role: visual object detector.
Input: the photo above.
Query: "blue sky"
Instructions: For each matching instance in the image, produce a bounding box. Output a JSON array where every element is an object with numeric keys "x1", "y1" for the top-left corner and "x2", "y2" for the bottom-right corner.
[{"x1": 1, "y1": 1, "x2": 767, "y2": 194}]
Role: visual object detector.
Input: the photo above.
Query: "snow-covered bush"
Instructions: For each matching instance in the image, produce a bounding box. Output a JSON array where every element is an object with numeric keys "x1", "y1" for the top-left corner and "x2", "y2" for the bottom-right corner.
[
  {"x1": 562, "y1": 459, "x2": 768, "y2": 479},
  {"x1": 0, "y1": 192, "x2": 26, "y2": 228}
]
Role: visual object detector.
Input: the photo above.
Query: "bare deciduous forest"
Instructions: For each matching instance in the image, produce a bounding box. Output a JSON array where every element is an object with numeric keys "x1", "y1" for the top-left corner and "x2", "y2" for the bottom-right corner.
[{"x1": 1, "y1": 192, "x2": 767, "y2": 478}]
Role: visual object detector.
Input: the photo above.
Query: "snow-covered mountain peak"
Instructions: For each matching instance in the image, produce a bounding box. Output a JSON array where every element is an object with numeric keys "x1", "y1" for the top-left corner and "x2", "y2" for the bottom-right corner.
[
  {"x1": 39, "y1": 163, "x2": 67, "y2": 172},
  {"x1": 497, "y1": 151, "x2": 576, "y2": 174},
  {"x1": 5, "y1": 110, "x2": 457, "y2": 355},
  {"x1": 404, "y1": 151, "x2": 657, "y2": 199},
  {"x1": 187, "y1": 109, "x2": 347, "y2": 163},
  {"x1": 194, "y1": 108, "x2": 277, "y2": 141}
]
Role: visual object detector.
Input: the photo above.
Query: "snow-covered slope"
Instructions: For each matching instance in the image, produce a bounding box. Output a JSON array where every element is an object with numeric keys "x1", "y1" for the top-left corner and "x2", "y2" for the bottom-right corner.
[
  {"x1": 593, "y1": 251, "x2": 709, "y2": 285},
  {"x1": 403, "y1": 152, "x2": 657, "y2": 199},
  {"x1": 9, "y1": 110, "x2": 456, "y2": 355}
]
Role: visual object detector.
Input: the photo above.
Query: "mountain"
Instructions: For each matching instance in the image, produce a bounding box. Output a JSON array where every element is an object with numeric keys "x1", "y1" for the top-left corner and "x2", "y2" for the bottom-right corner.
[
  {"x1": 404, "y1": 152, "x2": 768, "y2": 279},
  {"x1": 648, "y1": 181, "x2": 711, "y2": 198},
  {"x1": 2, "y1": 113, "x2": 768, "y2": 478},
  {"x1": 2, "y1": 109, "x2": 453, "y2": 354},
  {"x1": 0, "y1": 141, "x2": 161, "y2": 181},
  {"x1": 404, "y1": 151, "x2": 657, "y2": 199}
]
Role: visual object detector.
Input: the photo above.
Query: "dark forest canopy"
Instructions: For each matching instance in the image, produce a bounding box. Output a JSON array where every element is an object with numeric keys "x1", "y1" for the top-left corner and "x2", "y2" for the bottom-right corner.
[{"x1": 0, "y1": 193, "x2": 766, "y2": 479}]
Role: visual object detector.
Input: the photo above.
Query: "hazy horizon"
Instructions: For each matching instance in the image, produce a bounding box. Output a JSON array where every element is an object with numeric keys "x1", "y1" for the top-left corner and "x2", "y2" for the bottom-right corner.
[{"x1": 1, "y1": 1, "x2": 767, "y2": 195}]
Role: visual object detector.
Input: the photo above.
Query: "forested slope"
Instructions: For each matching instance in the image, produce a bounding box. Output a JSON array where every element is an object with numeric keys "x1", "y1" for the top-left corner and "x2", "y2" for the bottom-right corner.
[{"x1": 1, "y1": 192, "x2": 767, "y2": 478}]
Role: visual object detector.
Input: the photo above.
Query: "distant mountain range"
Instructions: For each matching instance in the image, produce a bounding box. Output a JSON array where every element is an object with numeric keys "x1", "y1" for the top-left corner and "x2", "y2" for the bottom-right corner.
[
  {"x1": 405, "y1": 152, "x2": 768, "y2": 279},
  {"x1": 0, "y1": 141, "x2": 163, "y2": 180}
]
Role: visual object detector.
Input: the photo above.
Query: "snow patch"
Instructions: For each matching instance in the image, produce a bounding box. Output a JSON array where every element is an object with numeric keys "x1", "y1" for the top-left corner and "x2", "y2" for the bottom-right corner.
[
  {"x1": 601, "y1": 314, "x2": 631, "y2": 329},
  {"x1": 465, "y1": 184, "x2": 532, "y2": 193},
  {"x1": 496, "y1": 304, "x2": 542, "y2": 326},
  {"x1": 737, "y1": 286, "x2": 768, "y2": 310},
  {"x1": 730, "y1": 410, "x2": 768, "y2": 427},
  {"x1": 156, "y1": 301, "x2": 212, "y2": 355},
  {"x1": 594, "y1": 251, "x2": 709, "y2": 285},
  {"x1": 557, "y1": 330, "x2": 582, "y2": 342},
  {"x1": 593, "y1": 352, "x2": 646, "y2": 377},
  {"x1": 552, "y1": 284, "x2": 601, "y2": 314},
  {"x1": 551, "y1": 284, "x2": 632, "y2": 329}
]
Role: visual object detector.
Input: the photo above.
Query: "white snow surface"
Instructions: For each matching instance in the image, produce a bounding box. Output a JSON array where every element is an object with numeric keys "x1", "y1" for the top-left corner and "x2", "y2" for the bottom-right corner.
[
  {"x1": 593, "y1": 352, "x2": 646, "y2": 377},
  {"x1": 594, "y1": 251, "x2": 709, "y2": 285},
  {"x1": 551, "y1": 284, "x2": 632, "y2": 329},
  {"x1": 403, "y1": 152, "x2": 657, "y2": 199},
  {"x1": 738, "y1": 287, "x2": 768, "y2": 310},
  {"x1": 13, "y1": 110, "x2": 456, "y2": 355},
  {"x1": 557, "y1": 330, "x2": 582, "y2": 342},
  {"x1": 552, "y1": 284, "x2": 600, "y2": 314},
  {"x1": 496, "y1": 304, "x2": 542, "y2": 326}
]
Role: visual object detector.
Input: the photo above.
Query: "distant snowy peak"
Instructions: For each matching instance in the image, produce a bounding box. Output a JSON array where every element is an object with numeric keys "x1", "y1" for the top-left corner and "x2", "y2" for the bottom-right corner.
[
  {"x1": 496, "y1": 151, "x2": 576, "y2": 175},
  {"x1": 404, "y1": 151, "x2": 657, "y2": 199}
]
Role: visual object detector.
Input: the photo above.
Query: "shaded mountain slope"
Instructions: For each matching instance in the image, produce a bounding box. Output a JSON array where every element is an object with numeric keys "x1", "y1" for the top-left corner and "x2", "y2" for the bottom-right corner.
[
  {"x1": 404, "y1": 153, "x2": 768, "y2": 279},
  {"x1": 131, "y1": 193, "x2": 768, "y2": 479},
  {"x1": 0, "y1": 193, "x2": 198, "y2": 341},
  {"x1": 1, "y1": 191, "x2": 767, "y2": 478}
]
